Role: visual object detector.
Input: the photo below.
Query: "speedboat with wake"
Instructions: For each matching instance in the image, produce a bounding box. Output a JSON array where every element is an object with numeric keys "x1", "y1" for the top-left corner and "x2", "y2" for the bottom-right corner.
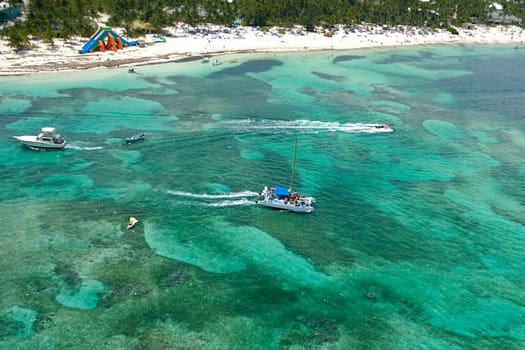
[
  {"x1": 13, "y1": 127, "x2": 67, "y2": 149},
  {"x1": 372, "y1": 123, "x2": 394, "y2": 131}
]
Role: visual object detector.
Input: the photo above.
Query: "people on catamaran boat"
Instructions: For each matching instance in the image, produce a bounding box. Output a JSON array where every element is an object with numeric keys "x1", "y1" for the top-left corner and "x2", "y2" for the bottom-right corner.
[
  {"x1": 257, "y1": 185, "x2": 314, "y2": 213},
  {"x1": 257, "y1": 139, "x2": 315, "y2": 213}
]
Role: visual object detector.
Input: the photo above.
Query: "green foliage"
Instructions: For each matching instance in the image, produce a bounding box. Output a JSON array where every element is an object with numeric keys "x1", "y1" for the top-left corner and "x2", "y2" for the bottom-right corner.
[
  {"x1": 5, "y1": 20, "x2": 31, "y2": 51},
  {"x1": 1, "y1": 0, "x2": 522, "y2": 50},
  {"x1": 447, "y1": 26, "x2": 459, "y2": 35},
  {"x1": 504, "y1": 0, "x2": 525, "y2": 23}
]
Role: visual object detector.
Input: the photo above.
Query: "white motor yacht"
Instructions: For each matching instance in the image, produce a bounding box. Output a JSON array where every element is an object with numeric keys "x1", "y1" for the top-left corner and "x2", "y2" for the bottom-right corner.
[{"x1": 13, "y1": 127, "x2": 67, "y2": 149}]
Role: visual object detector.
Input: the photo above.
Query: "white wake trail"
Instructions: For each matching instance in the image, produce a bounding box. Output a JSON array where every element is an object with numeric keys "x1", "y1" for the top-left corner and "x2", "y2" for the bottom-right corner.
[
  {"x1": 204, "y1": 198, "x2": 255, "y2": 207},
  {"x1": 167, "y1": 190, "x2": 258, "y2": 208},
  {"x1": 217, "y1": 119, "x2": 394, "y2": 133},
  {"x1": 65, "y1": 143, "x2": 104, "y2": 150},
  {"x1": 167, "y1": 190, "x2": 259, "y2": 199}
]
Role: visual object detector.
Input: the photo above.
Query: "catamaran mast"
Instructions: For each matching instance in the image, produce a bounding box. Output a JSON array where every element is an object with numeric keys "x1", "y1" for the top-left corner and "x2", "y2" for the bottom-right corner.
[{"x1": 290, "y1": 138, "x2": 297, "y2": 192}]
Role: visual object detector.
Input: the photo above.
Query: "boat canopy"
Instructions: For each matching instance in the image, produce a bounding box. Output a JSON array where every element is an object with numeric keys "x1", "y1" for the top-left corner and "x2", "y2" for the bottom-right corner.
[
  {"x1": 41, "y1": 127, "x2": 56, "y2": 134},
  {"x1": 273, "y1": 186, "x2": 289, "y2": 196}
]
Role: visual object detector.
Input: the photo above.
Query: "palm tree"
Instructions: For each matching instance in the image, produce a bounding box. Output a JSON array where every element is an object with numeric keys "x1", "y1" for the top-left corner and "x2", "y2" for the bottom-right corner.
[{"x1": 6, "y1": 20, "x2": 31, "y2": 51}]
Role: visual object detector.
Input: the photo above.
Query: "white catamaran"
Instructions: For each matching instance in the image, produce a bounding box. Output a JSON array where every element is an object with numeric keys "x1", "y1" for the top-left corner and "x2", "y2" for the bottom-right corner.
[{"x1": 256, "y1": 139, "x2": 315, "y2": 213}]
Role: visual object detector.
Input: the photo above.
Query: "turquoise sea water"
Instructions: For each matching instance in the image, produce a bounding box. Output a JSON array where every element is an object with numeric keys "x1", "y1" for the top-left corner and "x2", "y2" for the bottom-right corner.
[{"x1": 1, "y1": 44, "x2": 524, "y2": 349}]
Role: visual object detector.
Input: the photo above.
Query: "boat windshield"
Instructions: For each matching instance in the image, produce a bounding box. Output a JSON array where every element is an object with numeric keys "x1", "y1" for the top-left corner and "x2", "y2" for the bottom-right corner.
[{"x1": 52, "y1": 135, "x2": 62, "y2": 143}]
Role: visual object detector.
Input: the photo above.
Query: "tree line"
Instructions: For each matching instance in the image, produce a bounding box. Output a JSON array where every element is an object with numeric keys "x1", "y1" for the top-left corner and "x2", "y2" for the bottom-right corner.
[{"x1": 1, "y1": 0, "x2": 524, "y2": 50}]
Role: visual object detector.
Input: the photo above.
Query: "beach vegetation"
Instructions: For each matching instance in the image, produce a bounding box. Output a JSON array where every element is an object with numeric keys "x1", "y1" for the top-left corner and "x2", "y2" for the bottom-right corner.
[
  {"x1": 40, "y1": 27, "x2": 56, "y2": 46},
  {"x1": 3, "y1": 19, "x2": 31, "y2": 51},
  {"x1": 447, "y1": 26, "x2": 459, "y2": 35},
  {"x1": 0, "y1": 0, "x2": 523, "y2": 50},
  {"x1": 503, "y1": 0, "x2": 525, "y2": 23}
]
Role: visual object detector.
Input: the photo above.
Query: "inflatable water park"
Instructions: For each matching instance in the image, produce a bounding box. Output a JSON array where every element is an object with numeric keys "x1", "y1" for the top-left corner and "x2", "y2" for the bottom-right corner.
[{"x1": 79, "y1": 26, "x2": 136, "y2": 54}]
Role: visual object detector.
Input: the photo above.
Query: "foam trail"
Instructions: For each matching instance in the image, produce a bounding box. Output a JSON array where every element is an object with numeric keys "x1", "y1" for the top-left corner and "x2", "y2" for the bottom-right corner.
[
  {"x1": 167, "y1": 190, "x2": 259, "y2": 199},
  {"x1": 167, "y1": 190, "x2": 257, "y2": 208},
  {"x1": 217, "y1": 119, "x2": 394, "y2": 134},
  {"x1": 204, "y1": 198, "x2": 255, "y2": 207},
  {"x1": 26, "y1": 146, "x2": 46, "y2": 152},
  {"x1": 66, "y1": 144, "x2": 104, "y2": 150}
]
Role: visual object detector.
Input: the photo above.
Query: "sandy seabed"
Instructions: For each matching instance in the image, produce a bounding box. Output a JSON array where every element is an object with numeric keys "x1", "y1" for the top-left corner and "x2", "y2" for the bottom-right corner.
[{"x1": 0, "y1": 24, "x2": 524, "y2": 75}]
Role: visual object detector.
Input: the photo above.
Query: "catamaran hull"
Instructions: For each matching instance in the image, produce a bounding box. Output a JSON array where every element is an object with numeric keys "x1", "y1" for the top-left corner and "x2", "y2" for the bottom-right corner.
[{"x1": 257, "y1": 200, "x2": 314, "y2": 213}]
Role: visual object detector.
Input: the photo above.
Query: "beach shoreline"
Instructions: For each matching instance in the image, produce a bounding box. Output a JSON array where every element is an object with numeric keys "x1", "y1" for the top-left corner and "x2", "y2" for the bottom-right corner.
[{"x1": 1, "y1": 24, "x2": 523, "y2": 76}]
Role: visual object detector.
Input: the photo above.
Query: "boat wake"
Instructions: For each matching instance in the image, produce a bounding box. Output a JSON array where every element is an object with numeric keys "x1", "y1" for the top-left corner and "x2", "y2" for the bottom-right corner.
[
  {"x1": 205, "y1": 198, "x2": 254, "y2": 207},
  {"x1": 167, "y1": 190, "x2": 258, "y2": 199},
  {"x1": 167, "y1": 190, "x2": 259, "y2": 207},
  {"x1": 66, "y1": 144, "x2": 104, "y2": 151},
  {"x1": 216, "y1": 119, "x2": 394, "y2": 134},
  {"x1": 27, "y1": 146, "x2": 47, "y2": 152}
]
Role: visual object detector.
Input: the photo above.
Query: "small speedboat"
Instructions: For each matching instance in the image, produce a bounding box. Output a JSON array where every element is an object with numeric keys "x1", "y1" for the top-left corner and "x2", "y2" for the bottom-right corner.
[
  {"x1": 374, "y1": 123, "x2": 394, "y2": 129},
  {"x1": 212, "y1": 59, "x2": 223, "y2": 66},
  {"x1": 13, "y1": 127, "x2": 67, "y2": 149},
  {"x1": 127, "y1": 217, "x2": 139, "y2": 230},
  {"x1": 125, "y1": 133, "x2": 145, "y2": 143}
]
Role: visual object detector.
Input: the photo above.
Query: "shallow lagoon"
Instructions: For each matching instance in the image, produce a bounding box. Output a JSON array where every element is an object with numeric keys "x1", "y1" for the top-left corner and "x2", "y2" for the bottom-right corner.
[{"x1": 1, "y1": 44, "x2": 524, "y2": 349}]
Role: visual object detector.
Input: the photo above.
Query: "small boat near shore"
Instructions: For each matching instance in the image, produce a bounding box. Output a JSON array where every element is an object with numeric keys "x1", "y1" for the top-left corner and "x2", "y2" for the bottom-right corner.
[
  {"x1": 13, "y1": 127, "x2": 67, "y2": 149},
  {"x1": 126, "y1": 133, "x2": 145, "y2": 143}
]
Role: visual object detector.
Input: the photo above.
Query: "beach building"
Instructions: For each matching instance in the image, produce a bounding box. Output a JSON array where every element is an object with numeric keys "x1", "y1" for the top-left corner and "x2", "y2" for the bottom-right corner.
[{"x1": 488, "y1": 2, "x2": 521, "y2": 24}]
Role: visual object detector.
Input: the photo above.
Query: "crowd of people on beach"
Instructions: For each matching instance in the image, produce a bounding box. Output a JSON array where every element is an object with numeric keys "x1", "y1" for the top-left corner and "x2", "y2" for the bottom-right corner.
[{"x1": 0, "y1": 22, "x2": 523, "y2": 75}]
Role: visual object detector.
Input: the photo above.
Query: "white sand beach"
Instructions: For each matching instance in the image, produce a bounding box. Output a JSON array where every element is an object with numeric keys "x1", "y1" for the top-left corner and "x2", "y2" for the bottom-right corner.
[{"x1": 0, "y1": 24, "x2": 524, "y2": 75}]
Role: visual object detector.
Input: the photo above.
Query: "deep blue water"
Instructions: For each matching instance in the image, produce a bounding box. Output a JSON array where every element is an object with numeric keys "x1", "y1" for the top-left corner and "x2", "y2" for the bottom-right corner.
[{"x1": 0, "y1": 44, "x2": 524, "y2": 349}]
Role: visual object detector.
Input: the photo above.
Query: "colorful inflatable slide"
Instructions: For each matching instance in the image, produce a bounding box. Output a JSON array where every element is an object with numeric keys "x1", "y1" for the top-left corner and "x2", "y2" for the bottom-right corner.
[{"x1": 79, "y1": 26, "x2": 136, "y2": 54}]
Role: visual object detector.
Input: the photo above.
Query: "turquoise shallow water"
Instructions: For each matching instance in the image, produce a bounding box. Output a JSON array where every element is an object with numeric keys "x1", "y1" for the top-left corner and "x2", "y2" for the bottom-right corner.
[{"x1": 1, "y1": 44, "x2": 524, "y2": 349}]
